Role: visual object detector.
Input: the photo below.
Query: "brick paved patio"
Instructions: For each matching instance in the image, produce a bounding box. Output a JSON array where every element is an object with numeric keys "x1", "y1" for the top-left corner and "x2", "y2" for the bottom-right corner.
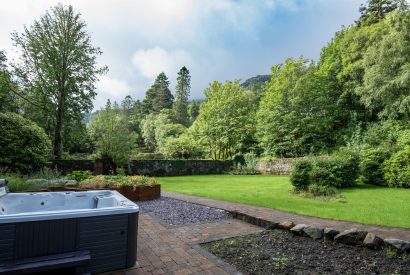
[
  {"x1": 163, "y1": 191, "x2": 410, "y2": 242},
  {"x1": 107, "y1": 213, "x2": 262, "y2": 275},
  {"x1": 106, "y1": 192, "x2": 410, "y2": 275}
]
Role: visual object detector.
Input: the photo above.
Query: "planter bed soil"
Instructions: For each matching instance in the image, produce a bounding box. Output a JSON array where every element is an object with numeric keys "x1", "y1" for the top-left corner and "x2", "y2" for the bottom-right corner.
[{"x1": 202, "y1": 229, "x2": 410, "y2": 275}]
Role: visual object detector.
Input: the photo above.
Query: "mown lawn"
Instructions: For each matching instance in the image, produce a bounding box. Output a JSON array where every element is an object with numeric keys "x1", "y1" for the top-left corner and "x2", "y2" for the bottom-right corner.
[{"x1": 158, "y1": 175, "x2": 410, "y2": 228}]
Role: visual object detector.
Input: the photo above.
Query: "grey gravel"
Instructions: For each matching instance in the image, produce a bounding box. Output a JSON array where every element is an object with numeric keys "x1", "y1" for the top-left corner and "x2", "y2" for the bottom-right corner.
[{"x1": 137, "y1": 197, "x2": 231, "y2": 226}]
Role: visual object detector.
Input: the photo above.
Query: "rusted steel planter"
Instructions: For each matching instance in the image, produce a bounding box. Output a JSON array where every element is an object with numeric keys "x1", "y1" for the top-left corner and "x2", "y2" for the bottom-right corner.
[{"x1": 118, "y1": 185, "x2": 160, "y2": 201}]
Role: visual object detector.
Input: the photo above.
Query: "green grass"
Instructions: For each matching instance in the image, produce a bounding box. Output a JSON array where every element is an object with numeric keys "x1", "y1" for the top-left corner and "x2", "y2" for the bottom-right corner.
[{"x1": 158, "y1": 175, "x2": 410, "y2": 228}]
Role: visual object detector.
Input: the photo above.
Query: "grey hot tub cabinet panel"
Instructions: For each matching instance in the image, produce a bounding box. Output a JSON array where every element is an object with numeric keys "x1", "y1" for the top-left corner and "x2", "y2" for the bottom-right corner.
[{"x1": 0, "y1": 213, "x2": 138, "y2": 274}]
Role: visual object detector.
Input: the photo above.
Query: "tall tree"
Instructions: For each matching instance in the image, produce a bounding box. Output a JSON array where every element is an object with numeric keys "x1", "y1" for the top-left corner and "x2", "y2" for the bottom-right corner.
[
  {"x1": 193, "y1": 81, "x2": 255, "y2": 159},
  {"x1": 173, "y1": 66, "x2": 191, "y2": 126},
  {"x1": 188, "y1": 100, "x2": 200, "y2": 125},
  {"x1": 358, "y1": 0, "x2": 407, "y2": 25},
  {"x1": 142, "y1": 72, "x2": 173, "y2": 115},
  {"x1": 12, "y1": 4, "x2": 107, "y2": 159},
  {"x1": 141, "y1": 84, "x2": 156, "y2": 115},
  {"x1": 357, "y1": 10, "x2": 410, "y2": 120},
  {"x1": 0, "y1": 51, "x2": 18, "y2": 112},
  {"x1": 153, "y1": 72, "x2": 173, "y2": 113},
  {"x1": 257, "y1": 58, "x2": 344, "y2": 157},
  {"x1": 121, "y1": 95, "x2": 134, "y2": 116},
  {"x1": 88, "y1": 107, "x2": 137, "y2": 171}
]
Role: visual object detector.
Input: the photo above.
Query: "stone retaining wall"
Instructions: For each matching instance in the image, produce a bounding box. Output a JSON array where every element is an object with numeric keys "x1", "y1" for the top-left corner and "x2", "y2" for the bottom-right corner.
[{"x1": 256, "y1": 158, "x2": 301, "y2": 175}]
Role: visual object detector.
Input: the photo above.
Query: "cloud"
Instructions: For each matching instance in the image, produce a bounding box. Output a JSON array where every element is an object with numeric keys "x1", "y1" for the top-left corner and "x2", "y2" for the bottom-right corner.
[
  {"x1": 94, "y1": 76, "x2": 133, "y2": 110},
  {"x1": 132, "y1": 47, "x2": 193, "y2": 80},
  {"x1": 0, "y1": 0, "x2": 362, "y2": 110}
]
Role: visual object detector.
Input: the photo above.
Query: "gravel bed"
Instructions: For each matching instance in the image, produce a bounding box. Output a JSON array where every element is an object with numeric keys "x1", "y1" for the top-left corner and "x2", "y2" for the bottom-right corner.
[
  {"x1": 137, "y1": 197, "x2": 231, "y2": 226},
  {"x1": 202, "y1": 229, "x2": 410, "y2": 275}
]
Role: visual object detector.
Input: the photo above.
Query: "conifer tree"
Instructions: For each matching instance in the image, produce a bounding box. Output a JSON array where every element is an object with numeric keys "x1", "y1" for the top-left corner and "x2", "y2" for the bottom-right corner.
[
  {"x1": 152, "y1": 72, "x2": 173, "y2": 113},
  {"x1": 173, "y1": 66, "x2": 191, "y2": 126}
]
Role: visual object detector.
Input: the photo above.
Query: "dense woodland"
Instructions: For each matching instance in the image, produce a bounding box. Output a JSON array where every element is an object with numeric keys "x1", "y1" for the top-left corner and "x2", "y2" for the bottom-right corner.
[{"x1": 0, "y1": 1, "x2": 409, "y2": 180}]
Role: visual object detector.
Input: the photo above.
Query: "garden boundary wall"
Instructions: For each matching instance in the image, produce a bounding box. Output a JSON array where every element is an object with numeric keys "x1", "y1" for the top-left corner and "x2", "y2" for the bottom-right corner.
[
  {"x1": 51, "y1": 160, "x2": 233, "y2": 176},
  {"x1": 256, "y1": 158, "x2": 301, "y2": 175}
]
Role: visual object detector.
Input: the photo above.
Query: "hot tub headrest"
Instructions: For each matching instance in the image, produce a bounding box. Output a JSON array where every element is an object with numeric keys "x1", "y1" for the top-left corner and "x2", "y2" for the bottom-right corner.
[
  {"x1": 0, "y1": 179, "x2": 8, "y2": 188},
  {"x1": 94, "y1": 194, "x2": 115, "y2": 208}
]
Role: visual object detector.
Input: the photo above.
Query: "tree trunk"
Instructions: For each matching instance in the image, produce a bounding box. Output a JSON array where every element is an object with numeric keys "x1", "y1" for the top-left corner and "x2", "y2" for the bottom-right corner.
[{"x1": 53, "y1": 92, "x2": 65, "y2": 159}]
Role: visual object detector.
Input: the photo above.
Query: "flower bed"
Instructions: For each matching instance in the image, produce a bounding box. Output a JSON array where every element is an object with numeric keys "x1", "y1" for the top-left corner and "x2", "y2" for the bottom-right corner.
[{"x1": 79, "y1": 175, "x2": 160, "y2": 201}]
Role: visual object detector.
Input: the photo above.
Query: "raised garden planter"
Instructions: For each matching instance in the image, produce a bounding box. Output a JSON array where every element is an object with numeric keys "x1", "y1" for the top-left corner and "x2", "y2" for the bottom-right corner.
[
  {"x1": 44, "y1": 185, "x2": 161, "y2": 201},
  {"x1": 14, "y1": 175, "x2": 161, "y2": 201},
  {"x1": 117, "y1": 184, "x2": 161, "y2": 201}
]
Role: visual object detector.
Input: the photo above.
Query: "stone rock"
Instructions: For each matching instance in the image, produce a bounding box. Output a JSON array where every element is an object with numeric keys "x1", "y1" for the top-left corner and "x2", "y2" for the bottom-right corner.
[
  {"x1": 290, "y1": 224, "x2": 308, "y2": 236},
  {"x1": 363, "y1": 233, "x2": 384, "y2": 249},
  {"x1": 334, "y1": 229, "x2": 368, "y2": 245},
  {"x1": 384, "y1": 239, "x2": 410, "y2": 252},
  {"x1": 324, "y1": 228, "x2": 340, "y2": 240},
  {"x1": 278, "y1": 221, "x2": 295, "y2": 230},
  {"x1": 303, "y1": 226, "x2": 324, "y2": 240}
]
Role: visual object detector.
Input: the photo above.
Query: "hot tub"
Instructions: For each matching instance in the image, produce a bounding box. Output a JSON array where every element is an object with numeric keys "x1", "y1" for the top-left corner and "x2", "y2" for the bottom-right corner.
[{"x1": 0, "y1": 190, "x2": 139, "y2": 274}]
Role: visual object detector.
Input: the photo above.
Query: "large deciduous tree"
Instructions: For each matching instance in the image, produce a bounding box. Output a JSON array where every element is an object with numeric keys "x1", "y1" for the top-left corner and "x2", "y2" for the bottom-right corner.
[
  {"x1": 173, "y1": 66, "x2": 191, "y2": 126},
  {"x1": 257, "y1": 58, "x2": 345, "y2": 157},
  {"x1": 357, "y1": 10, "x2": 410, "y2": 120},
  {"x1": 193, "y1": 81, "x2": 255, "y2": 160},
  {"x1": 0, "y1": 51, "x2": 18, "y2": 112},
  {"x1": 88, "y1": 106, "x2": 137, "y2": 171},
  {"x1": 12, "y1": 4, "x2": 107, "y2": 159}
]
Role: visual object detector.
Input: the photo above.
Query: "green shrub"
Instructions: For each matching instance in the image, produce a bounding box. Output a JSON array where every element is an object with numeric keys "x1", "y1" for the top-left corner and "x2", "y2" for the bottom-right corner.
[
  {"x1": 383, "y1": 146, "x2": 410, "y2": 188},
  {"x1": 292, "y1": 150, "x2": 360, "y2": 191},
  {"x1": 308, "y1": 184, "x2": 340, "y2": 197},
  {"x1": 67, "y1": 170, "x2": 93, "y2": 182},
  {"x1": 0, "y1": 112, "x2": 51, "y2": 173},
  {"x1": 290, "y1": 160, "x2": 313, "y2": 191},
  {"x1": 309, "y1": 159, "x2": 342, "y2": 188},
  {"x1": 159, "y1": 134, "x2": 204, "y2": 159},
  {"x1": 360, "y1": 147, "x2": 391, "y2": 185},
  {"x1": 332, "y1": 149, "x2": 360, "y2": 188},
  {"x1": 363, "y1": 120, "x2": 407, "y2": 148}
]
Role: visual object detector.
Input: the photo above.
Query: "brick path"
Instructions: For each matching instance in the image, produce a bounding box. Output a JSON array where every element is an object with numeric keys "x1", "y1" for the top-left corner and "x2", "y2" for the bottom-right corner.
[
  {"x1": 163, "y1": 191, "x2": 410, "y2": 242},
  {"x1": 108, "y1": 213, "x2": 262, "y2": 275}
]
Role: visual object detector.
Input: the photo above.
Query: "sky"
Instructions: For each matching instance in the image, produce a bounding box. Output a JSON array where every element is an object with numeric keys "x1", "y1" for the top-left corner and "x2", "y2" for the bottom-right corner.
[{"x1": 0, "y1": 0, "x2": 363, "y2": 110}]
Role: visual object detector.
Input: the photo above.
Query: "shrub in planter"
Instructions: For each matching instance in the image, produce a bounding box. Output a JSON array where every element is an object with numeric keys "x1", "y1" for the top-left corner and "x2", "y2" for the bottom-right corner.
[
  {"x1": 383, "y1": 146, "x2": 410, "y2": 188},
  {"x1": 290, "y1": 160, "x2": 313, "y2": 191},
  {"x1": 359, "y1": 147, "x2": 391, "y2": 186},
  {"x1": 67, "y1": 170, "x2": 93, "y2": 183}
]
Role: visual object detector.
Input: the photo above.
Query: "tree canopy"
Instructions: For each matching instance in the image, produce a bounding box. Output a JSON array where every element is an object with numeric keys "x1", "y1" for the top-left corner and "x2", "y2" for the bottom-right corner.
[{"x1": 11, "y1": 4, "x2": 107, "y2": 159}]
